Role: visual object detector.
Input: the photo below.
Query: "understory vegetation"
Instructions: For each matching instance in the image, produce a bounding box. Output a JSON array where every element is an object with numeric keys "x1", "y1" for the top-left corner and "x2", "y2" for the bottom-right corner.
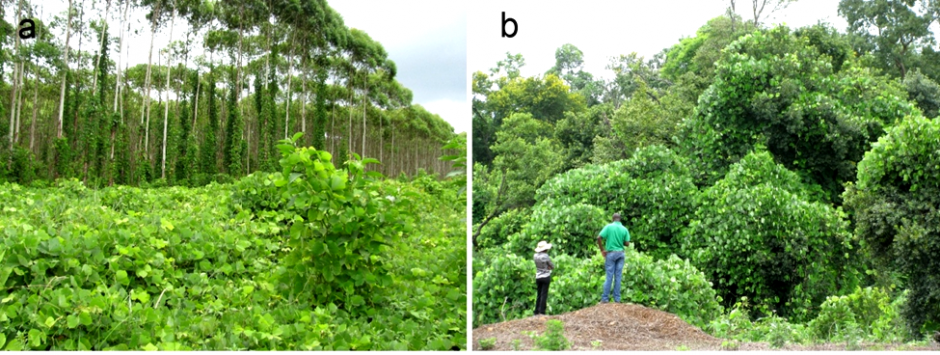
[
  {"x1": 0, "y1": 134, "x2": 467, "y2": 350},
  {"x1": 473, "y1": 0, "x2": 940, "y2": 348}
]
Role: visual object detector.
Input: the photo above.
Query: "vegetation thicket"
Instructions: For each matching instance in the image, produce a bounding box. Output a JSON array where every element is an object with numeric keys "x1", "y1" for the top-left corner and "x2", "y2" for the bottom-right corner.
[
  {"x1": 0, "y1": 133, "x2": 467, "y2": 350},
  {"x1": 473, "y1": 0, "x2": 940, "y2": 346}
]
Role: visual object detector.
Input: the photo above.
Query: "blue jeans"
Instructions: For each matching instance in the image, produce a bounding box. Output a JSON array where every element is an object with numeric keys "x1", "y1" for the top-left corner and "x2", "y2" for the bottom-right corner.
[{"x1": 601, "y1": 251, "x2": 625, "y2": 302}]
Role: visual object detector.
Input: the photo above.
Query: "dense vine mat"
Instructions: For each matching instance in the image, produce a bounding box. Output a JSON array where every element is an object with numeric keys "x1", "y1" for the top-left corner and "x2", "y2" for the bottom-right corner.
[
  {"x1": 0, "y1": 176, "x2": 466, "y2": 350},
  {"x1": 472, "y1": 303, "x2": 938, "y2": 351}
]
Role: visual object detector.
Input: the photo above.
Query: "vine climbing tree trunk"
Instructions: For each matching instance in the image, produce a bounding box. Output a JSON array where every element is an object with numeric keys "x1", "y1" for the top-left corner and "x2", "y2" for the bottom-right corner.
[
  {"x1": 92, "y1": 0, "x2": 112, "y2": 94},
  {"x1": 57, "y1": 0, "x2": 74, "y2": 138}
]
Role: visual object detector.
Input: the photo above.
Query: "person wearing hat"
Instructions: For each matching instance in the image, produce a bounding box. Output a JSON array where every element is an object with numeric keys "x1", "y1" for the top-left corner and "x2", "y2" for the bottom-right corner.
[
  {"x1": 597, "y1": 213, "x2": 631, "y2": 303},
  {"x1": 534, "y1": 241, "x2": 555, "y2": 316}
]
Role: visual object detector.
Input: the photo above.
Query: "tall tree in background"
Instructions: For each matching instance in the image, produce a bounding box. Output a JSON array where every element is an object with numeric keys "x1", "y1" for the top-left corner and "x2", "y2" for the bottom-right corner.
[
  {"x1": 0, "y1": 0, "x2": 458, "y2": 185},
  {"x1": 839, "y1": 0, "x2": 936, "y2": 79}
]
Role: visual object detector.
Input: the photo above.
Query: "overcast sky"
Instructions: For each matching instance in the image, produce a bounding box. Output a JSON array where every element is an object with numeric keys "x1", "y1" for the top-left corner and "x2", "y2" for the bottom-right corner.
[
  {"x1": 31, "y1": 0, "x2": 468, "y2": 133},
  {"x1": 468, "y1": 0, "x2": 858, "y2": 81}
]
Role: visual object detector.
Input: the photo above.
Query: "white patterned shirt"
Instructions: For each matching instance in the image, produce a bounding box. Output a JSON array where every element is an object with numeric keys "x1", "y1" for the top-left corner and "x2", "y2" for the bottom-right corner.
[{"x1": 534, "y1": 252, "x2": 554, "y2": 279}]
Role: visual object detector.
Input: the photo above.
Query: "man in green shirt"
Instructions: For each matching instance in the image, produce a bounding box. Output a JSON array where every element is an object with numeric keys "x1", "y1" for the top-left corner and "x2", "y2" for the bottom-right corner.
[{"x1": 597, "y1": 213, "x2": 631, "y2": 303}]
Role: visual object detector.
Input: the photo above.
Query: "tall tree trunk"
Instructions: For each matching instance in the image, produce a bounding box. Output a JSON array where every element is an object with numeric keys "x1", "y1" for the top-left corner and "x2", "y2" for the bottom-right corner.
[
  {"x1": 330, "y1": 94, "x2": 335, "y2": 153},
  {"x1": 301, "y1": 52, "x2": 307, "y2": 136},
  {"x1": 8, "y1": 0, "x2": 23, "y2": 147},
  {"x1": 246, "y1": 119, "x2": 251, "y2": 172},
  {"x1": 113, "y1": 0, "x2": 129, "y2": 113},
  {"x1": 92, "y1": 0, "x2": 112, "y2": 93},
  {"x1": 284, "y1": 32, "x2": 296, "y2": 139},
  {"x1": 57, "y1": 0, "x2": 75, "y2": 138},
  {"x1": 379, "y1": 110, "x2": 383, "y2": 167},
  {"x1": 361, "y1": 84, "x2": 368, "y2": 158},
  {"x1": 347, "y1": 86, "x2": 352, "y2": 157},
  {"x1": 236, "y1": 4, "x2": 244, "y2": 102},
  {"x1": 14, "y1": 57, "x2": 27, "y2": 145},
  {"x1": 29, "y1": 69, "x2": 39, "y2": 151},
  {"x1": 143, "y1": 2, "x2": 162, "y2": 157},
  {"x1": 162, "y1": 12, "x2": 175, "y2": 179},
  {"x1": 193, "y1": 70, "x2": 200, "y2": 134}
]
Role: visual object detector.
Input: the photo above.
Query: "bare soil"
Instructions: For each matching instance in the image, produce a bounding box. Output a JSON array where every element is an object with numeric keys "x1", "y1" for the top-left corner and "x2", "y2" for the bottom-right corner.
[{"x1": 472, "y1": 303, "x2": 940, "y2": 351}]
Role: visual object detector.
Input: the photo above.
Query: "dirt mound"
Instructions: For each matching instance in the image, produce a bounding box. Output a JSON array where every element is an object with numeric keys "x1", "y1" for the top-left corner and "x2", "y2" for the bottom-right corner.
[{"x1": 473, "y1": 303, "x2": 722, "y2": 350}]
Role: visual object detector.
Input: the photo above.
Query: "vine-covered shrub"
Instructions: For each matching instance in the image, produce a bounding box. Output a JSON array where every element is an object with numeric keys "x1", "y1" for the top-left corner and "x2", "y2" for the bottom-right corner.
[
  {"x1": 231, "y1": 172, "x2": 285, "y2": 212},
  {"x1": 706, "y1": 287, "x2": 910, "y2": 345},
  {"x1": 677, "y1": 26, "x2": 914, "y2": 200},
  {"x1": 506, "y1": 202, "x2": 607, "y2": 258},
  {"x1": 0, "y1": 156, "x2": 466, "y2": 350},
  {"x1": 273, "y1": 133, "x2": 406, "y2": 308},
  {"x1": 681, "y1": 150, "x2": 854, "y2": 321},
  {"x1": 475, "y1": 207, "x2": 530, "y2": 251},
  {"x1": 472, "y1": 249, "x2": 722, "y2": 329},
  {"x1": 534, "y1": 145, "x2": 699, "y2": 259},
  {"x1": 808, "y1": 287, "x2": 909, "y2": 342},
  {"x1": 844, "y1": 115, "x2": 940, "y2": 335}
]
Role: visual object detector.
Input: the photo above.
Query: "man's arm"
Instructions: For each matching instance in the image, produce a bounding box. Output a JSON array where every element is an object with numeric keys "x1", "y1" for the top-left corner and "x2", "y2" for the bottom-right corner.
[{"x1": 597, "y1": 236, "x2": 607, "y2": 257}]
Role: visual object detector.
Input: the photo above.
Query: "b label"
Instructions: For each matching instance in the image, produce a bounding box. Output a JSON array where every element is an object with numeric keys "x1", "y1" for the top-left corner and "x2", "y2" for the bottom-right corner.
[{"x1": 502, "y1": 12, "x2": 517, "y2": 38}]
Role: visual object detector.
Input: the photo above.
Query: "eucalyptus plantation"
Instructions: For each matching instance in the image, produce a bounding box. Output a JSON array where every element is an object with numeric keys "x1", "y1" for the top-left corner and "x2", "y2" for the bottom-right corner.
[{"x1": 0, "y1": 0, "x2": 466, "y2": 350}]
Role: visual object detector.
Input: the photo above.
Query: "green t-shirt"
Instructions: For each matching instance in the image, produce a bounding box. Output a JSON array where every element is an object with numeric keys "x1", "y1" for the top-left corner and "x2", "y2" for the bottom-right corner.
[{"x1": 599, "y1": 221, "x2": 631, "y2": 252}]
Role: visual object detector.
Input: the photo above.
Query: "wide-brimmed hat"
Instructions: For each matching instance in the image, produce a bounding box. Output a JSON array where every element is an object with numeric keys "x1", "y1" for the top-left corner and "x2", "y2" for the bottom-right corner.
[{"x1": 535, "y1": 241, "x2": 552, "y2": 252}]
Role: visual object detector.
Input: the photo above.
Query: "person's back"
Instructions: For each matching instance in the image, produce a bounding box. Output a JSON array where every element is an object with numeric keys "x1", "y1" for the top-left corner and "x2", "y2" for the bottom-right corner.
[
  {"x1": 597, "y1": 213, "x2": 630, "y2": 303},
  {"x1": 533, "y1": 241, "x2": 554, "y2": 315},
  {"x1": 599, "y1": 221, "x2": 630, "y2": 252}
]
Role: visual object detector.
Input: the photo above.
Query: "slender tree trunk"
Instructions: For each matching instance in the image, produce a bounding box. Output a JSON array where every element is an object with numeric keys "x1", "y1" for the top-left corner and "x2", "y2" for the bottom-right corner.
[
  {"x1": 361, "y1": 85, "x2": 368, "y2": 158},
  {"x1": 284, "y1": 32, "x2": 295, "y2": 139},
  {"x1": 330, "y1": 96, "x2": 335, "y2": 153},
  {"x1": 193, "y1": 70, "x2": 200, "y2": 133},
  {"x1": 14, "y1": 56, "x2": 27, "y2": 146},
  {"x1": 347, "y1": 86, "x2": 352, "y2": 157},
  {"x1": 29, "y1": 71, "x2": 39, "y2": 152},
  {"x1": 92, "y1": 0, "x2": 112, "y2": 93},
  {"x1": 143, "y1": 2, "x2": 161, "y2": 157},
  {"x1": 113, "y1": 0, "x2": 129, "y2": 113},
  {"x1": 301, "y1": 53, "x2": 307, "y2": 136},
  {"x1": 162, "y1": 12, "x2": 175, "y2": 179},
  {"x1": 57, "y1": 0, "x2": 75, "y2": 138},
  {"x1": 120, "y1": 55, "x2": 128, "y2": 124},
  {"x1": 246, "y1": 120, "x2": 251, "y2": 172},
  {"x1": 8, "y1": 0, "x2": 24, "y2": 147},
  {"x1": 236, "y1": 4, "x2": 244, "y2": 102},
  {"x1": 379, "y1": 110, "x2": 383, "y2": 166}
]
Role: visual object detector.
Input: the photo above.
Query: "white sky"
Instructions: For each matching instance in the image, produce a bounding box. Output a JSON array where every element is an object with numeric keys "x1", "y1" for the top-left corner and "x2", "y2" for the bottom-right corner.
[
  {"x1": 468, "y1": 0, "x2": 855, "y2": 81},
  {"x1": 26, "y1": 0, "x2": 469, "y2": 133}
]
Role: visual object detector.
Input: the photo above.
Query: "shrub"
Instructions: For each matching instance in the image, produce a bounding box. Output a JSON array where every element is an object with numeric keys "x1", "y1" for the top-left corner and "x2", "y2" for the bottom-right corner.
[
  {"x1": 231, "y1": 172, "x2": 285, "y2": 212},
  {"x1": 475, "y1": 207, "x2": 530, "y2": 251},
  {"x1": 478, "y1": 337, "x2": 496, "y2": 350},
  {"x1": 506, "y1": 202, "x2": 607, "y2": 258},
  {"x1": 535, "y1": 145, "x2": 699, "y2": 259},
  {"x1": 531, "y1": 319, "x2": 570, "y2": 351},
  {"x1": 844, "y1": 115, "x2": 940, "y2": 335},
  {"x1": 807, "y1": 286, "x2": 909, "y2": 342},
  {"x1": 682, "y1": 150, "x2": 855, "y2": 321},
  {"x1": 472, "y1": 249, "x2": 722, "y2": 328},
  {"x1": 678, "y1": 26, "x2": 914, "y2": 201},
  {"x1": 273, "y1": 133, "x2": 404, "y2": 308}
]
